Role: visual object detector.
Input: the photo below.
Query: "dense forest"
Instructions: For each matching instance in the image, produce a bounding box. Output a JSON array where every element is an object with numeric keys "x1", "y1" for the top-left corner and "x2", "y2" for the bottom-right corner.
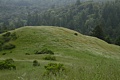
[{"x1": 0, "y1": 0, "x2": 120, "y2": 45}]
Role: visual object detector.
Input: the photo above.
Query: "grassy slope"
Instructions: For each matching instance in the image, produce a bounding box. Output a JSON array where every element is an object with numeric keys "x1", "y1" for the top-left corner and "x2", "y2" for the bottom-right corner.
[{"x1": 0, "y1": 26, "x2": 120, "y2": 80}]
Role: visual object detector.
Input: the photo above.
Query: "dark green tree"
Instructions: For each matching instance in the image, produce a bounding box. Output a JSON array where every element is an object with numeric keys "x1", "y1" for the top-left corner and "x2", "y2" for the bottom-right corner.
[
  {"x1": 115, "y1": 36, "x2": 120, "y2": 46},
  {"x1": 75, "y1": 0, "x2": 81, "y2": 5},
  {"x1": 91, "y1": 25, "x2": 105, "y2": 40},
  {"x1": 104, "y1": 36, "x2": 111, "y2": 44}
]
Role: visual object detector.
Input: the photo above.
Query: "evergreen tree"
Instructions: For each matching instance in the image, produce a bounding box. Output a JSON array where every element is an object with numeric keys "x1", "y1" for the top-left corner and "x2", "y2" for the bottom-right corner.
[
  {"x1": 104, "y1": 36, "x2": 111, "y2": 44},
  {"x1": 115, "y1": 36, "x2": 120, "y2": 46},
  {"x1": 91, "y1": 25, "x2": 105, "y2": 40},
  {"x1": 75, "y1": 0, "x2": 80, "y2": 5}
]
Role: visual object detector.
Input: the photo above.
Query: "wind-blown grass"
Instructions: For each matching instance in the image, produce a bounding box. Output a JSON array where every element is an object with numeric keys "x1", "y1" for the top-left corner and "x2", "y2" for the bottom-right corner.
[{"x1": 0, "y1": 26, "x2": 120, "y2": 80}]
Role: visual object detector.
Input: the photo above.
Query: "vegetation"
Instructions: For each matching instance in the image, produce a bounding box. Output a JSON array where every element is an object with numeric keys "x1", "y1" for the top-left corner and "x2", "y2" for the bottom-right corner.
[
  {"x1": 2, "y1": 43, "x2": 16, "y2": 50},
  {"x1": 44, "y1": 63, "x2": 65, "y2": 76},
  {"x1": 43, "y1": 55, "x2": 56, "y2": 61},
  {"x1": 33, "y1": 60, "x2": 40, "y2": 67},
  {"x1": 0, "y1": 26, "x2": 120, "y2": 80},
  {"x1": 25, "y1": 0, "x2": 120, "y2": 45},
  {"x1": 0, "y1": 32, "x2": 17, "y2": 50},
  {"x1": 91, "y1": 25, "x2": 105, "y2": 40},
  {"x1": 74, "y1": 33, "x2": 78, "y2": 36},
  {"x1": 2, "y1": 53, "x2": 6, "y2": 55},
  {"x1": 115, "y1": 36, "x2": 120, "y2": 46},
  {"x1": 0, "y1": 0, "x2": 120, "y2": 79},
  {"x1": 0, "y1": 59, "x2": 16, "y2": 70},
  {"x1": 35, "y1": 48, "x2": 54, "y2": 55},
  {"x1": 25, "y1": 53, "x2": 30, "y2": 55},
  {"x1": 0, "y1": 0, "x2": 119, "y2": 45}
]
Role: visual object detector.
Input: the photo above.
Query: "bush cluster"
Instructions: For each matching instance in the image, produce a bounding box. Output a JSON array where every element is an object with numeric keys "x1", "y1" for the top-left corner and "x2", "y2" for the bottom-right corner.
[
  {"x1": 35, "y1": 48, "x2": 54, "y2": 55},
  {"x1": 3, "y1": 43, "x2": 16, "y2": 50},
  {"x1": 25, "y1": 53, "x2": 30, "y2": 55},
  {"x1": 0, "y1": 59, "x2": 16, "y2": 70},
  {"x1": 33, "y1": 60, "x2": 40, "y2": 66},
  {"x1": 74, "y1": 33, "x2": 78, "y2": 36},
  {"x1": 2, "y1": 32, "x2": 11, "y2": 42},
  {"x1": 10, "y1": 32, "x2": 17, "y2": 40},
  {"x1": 43, "y1": 55, "x2": 56, "y2": 61},
  {"x1": 2, "y1": 53, "x2": 6, "y2": 55},
  {"x1": 5, "y1": 59, "x2": 14, "y2": 64},
  {"x1": 2, "y1": 32, "x2": 11, "y2": 37},
  {"x1": 0, "y1": 32, "x2": 17, "y2": 51},
  {"x1": 44, "y1": 63, "x2": 65, "y2": 76}
]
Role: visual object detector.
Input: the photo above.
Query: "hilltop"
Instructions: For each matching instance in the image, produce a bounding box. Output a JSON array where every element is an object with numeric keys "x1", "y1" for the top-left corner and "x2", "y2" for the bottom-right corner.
[
  {"x1": 1, "y1": 26, "x2": 120, "y2": 58},
  {"x1": 0, "y1": 26, "x2": 120, "y2": 80}
]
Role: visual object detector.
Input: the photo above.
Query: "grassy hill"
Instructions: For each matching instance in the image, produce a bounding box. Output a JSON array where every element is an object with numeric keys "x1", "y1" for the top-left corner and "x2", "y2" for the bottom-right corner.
[{"x1": 0, "y1": 26, "x2": 120, "y2": 80}]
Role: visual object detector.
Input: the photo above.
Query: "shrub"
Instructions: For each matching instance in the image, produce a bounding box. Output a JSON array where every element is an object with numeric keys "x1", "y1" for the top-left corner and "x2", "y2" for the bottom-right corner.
[
  {"x1": 35, "y1": 48, "x2": 54, "y2": 55},
  {"x1": 0, "y1": 62, "x2": 16, "y2": 70},
  {"x1": 44, "y1": 63, "x2": 65, "y2": 76},
  {"x1": 2, "y1": 32, "x2": 11, "y2": 37},
  {"x1": 25, "y1": 53, "x2": 30, "y2": 55},
  {"x1": 74, "y1": 33, "x2": 78, "y2": 36},
  {"x1": 0, "y1": 59, "x2": 16, "y2": 70},
  {"x1": 3, "y1": 37, "x2": 11, "y2": 42},
  {"x1": 3, "y1": 43, "x2": 16, "y2": 50},
  {"x1": 43, "y1": 55, "x2": 56, "y2": 61},
  {"x1": 0, "y1": 45, "x2": 3, "y2": 51},
  {"x1": 34, "y1": 51, "x2": 40, "y2": 54},
  {"x1": 5, "y1": 58, "x2": 14, "y2": 64},
  {"x1": 41, "y1": 48, "x2": 54, "y2": 54},
  {"x1": 33, "y1": 60, "x2": 40, "y2": 66},
  {"x1": 2, "y1": 53, "x2": 6, "y2": 55},
  {"x1": 2, "y1": 32, "x2": 11, "y2": 42},
  {"x1": 11, "y1": 32, "x2": 17, "y2": 40},
  {"x1": 0, "y1": 40, "x2": 3, "y2": 45}
]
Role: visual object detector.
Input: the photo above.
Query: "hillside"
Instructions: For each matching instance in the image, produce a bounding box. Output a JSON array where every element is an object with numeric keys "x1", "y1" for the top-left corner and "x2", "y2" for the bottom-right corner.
[{"x1": 0, "y1": 26, "x2": 120, "y2": 80}]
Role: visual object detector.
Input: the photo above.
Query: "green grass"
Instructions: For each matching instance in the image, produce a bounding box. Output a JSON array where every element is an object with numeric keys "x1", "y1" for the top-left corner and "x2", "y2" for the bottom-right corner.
[{"x1": 0, "y1": 26, "x2": 120, "y2": 80}]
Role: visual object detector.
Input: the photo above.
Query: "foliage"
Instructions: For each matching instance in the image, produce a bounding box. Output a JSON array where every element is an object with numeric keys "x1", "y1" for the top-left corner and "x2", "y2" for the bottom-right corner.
[
  {"x1": 5, "y1": 58, "x2": 14, "y2": 64},
  {"x1": 0, "y1": 59, "x2": 16, "y2": 70},
  {"x1": 75, "y1": 0, "x2": 81, "y2": 5},
  {"x1": 25, "y1": 53, "x2": 30, "y2": 55},
  {"x1": 104, "y1": 36, "x2": 111, "y2": 44},
  {"x1": 115, "y1": 36, "x2": 120, "y2": 46},
  {"x1": 33, "y1": 60, "x2": 40, "y2": 66},
  {"x1": 2, "y1": 32, "x2": 11, "y2": 42},
  {"x1": 25, "y1": 1, "x2": 120, "y2": 44},
  {"x1": 0, "y1": 0, "x2": 120, "y2": 44},
  {"x1": 35, "y1": 48, "x2": 54, "y2": 55},
  {"x1": 74, "y1": 33, "x2": 78, "y2": 36},
  {"x1": 11, "y1": 32, "x2": 17, "y2": 40},
  {"x1": 41, "y1": 49, "x2": 54, "y2": 54},
  {"x1": 3, "y1": 43, "x2": 16, "y2": 50},
  {"x1": 2, "y1": 53, "x2": 6, "y2": 55},
  {"x1": 2, "y1": 32, "x2": 11, "y2": 37},
  {"x1": 44, "y1": 63, "x2": 65, "y2": 76},
  {"x1": 0, "y1": 32, "x2": 17, "y2": 51},
  {"x1": 43, "y1": 55, "x2": 56, "y2": 61},
  {"x1": 0, "y1": 46, "x2": 2, "y2": 51},
  {"x1": 91, "y1": 25, "x2": 105, "y2": 40}
]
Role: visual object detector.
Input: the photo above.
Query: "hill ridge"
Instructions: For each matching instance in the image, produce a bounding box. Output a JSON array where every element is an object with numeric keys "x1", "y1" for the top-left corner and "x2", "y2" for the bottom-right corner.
[{"x1": 1, "y1": 26, "x2": 120, "y2": 59}]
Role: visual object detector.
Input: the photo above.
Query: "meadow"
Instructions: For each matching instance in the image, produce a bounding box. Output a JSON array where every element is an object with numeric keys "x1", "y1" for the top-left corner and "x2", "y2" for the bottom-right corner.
[{"x1": 0, "y1": 26, "x2": 120, "y2": 80}]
